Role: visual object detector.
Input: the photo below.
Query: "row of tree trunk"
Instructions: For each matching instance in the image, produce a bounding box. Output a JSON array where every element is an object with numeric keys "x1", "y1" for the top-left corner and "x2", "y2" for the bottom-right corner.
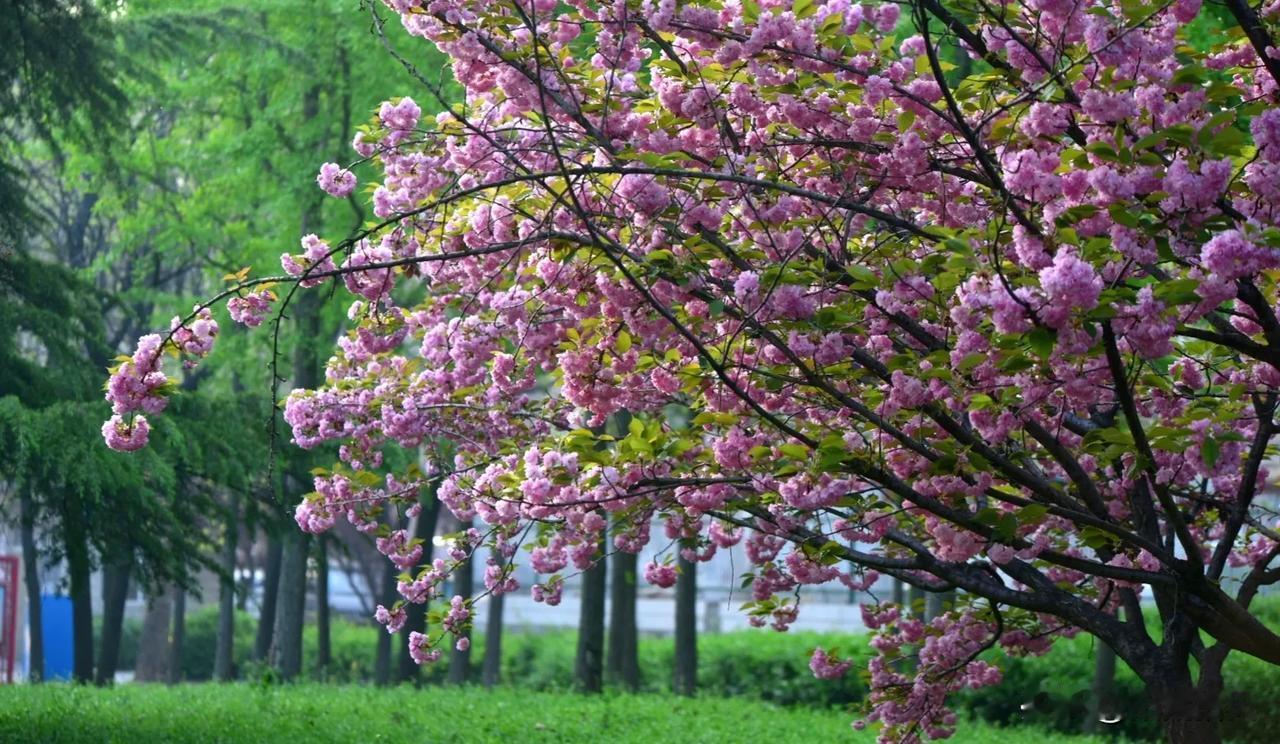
[{"x1": 576, "y1": 524, "x2": 699, "y2": 695}]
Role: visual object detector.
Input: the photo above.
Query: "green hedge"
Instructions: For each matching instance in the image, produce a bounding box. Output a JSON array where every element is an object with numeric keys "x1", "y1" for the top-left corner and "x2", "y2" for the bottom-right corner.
[{"x1": 105, "y1": 599, "x2": 1280, "y2": 742}]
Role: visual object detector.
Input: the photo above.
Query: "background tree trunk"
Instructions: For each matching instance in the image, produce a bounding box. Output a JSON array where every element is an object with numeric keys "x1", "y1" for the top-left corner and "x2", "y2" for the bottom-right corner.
[
  {"x1": 481, "y1": 568, "x2": 504, "y2": 689},
  {"x1": 673, "y1": 552, "x2": 697, "y2": 696},
  {"x1": 397, "y1": 491, "x2": 441, "y2": 683},
  {"x1": 94, "y1": 559, "x2": 131, "y2": 685},
  {"x1": 134, "y1": 588, "x2": 172, "y2": 682},
  {"x1": 273, "y1": 260, "x2": 322, "y2": 681},
  {"x1": 214, "y1": 496, "x2": 238, "y2": 682},
  {"x1": 907, "y1": 584, "x2": 924, "y2": 617},
  {"x1": 167, "y1": 589, "x2": 186, "y2": 684},
  {"x1": 373, "y1": 550, "x2": 397, "y2": 686},
  {"x1": 447, "y1": 526, "x2": 473, "y2": 685},
  {"x1": 1085, "y1": 642, "x2": 1116, "y2": 734},
  {"x1": 925, "y1": 589, "x2": 955, "y2": 622},
  {"x1": 574, "y1": 534, "x2": 606, "y2": 694},
  {"x1": 607, "y1": 544, "x2": 639, "y2": 690},
  {"x1": 252, "y1": 536, "x2": 282, "y2": 662},
  {"x1": 271, "y1": 529, "x2": 308, "y2": 681},
  {"x1": 62, "y1": 493, "x2": 93, "y2": 684},
  {"x1": 20, "y1": 486, "x2": 43, "y2": 683},
  {"x1": 315, "y1": 535, "x2": 330, "y2": 680}
]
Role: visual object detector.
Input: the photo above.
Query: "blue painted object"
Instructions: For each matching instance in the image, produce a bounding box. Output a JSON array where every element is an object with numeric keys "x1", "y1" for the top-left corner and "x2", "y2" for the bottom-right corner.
[{"x1": 40, "y1": 595, "x2": 73, "y2": 680}]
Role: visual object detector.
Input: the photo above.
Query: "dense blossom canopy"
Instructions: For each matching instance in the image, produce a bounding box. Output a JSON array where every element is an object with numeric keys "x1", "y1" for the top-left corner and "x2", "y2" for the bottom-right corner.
[{"x1": 107, "y1": 0, "x2": 1280, "y2": 740}]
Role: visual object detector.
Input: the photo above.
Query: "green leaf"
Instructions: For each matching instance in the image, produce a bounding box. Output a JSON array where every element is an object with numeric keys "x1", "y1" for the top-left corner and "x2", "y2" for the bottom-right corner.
[
  {"x1": 779, "y1": 443, "x2": 809, "y2": 459},
  {"x1": 1201, "y1": 436, "x2": 1220, "y2": 468},
  {"x1": 1027, "y1": 327, "x2": 1057, "y2": 358}
]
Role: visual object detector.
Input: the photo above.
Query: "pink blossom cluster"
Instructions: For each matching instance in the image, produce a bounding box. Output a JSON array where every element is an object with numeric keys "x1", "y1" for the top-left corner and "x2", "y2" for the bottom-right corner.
[
  {"x1": 226, "y1": 289, "x2": 275, "y2": 328},
  {"x1": 316, "y1": 162, "x2": 357, "y2": 198}
]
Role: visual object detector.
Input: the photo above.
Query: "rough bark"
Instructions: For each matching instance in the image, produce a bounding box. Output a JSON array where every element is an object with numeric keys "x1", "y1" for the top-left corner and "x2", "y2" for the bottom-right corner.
[
  {"x1": 447, "y1": 527, "x2": 473, "y2": 685},
  {"x1": 94, "y1": 559, "x2": 131, "y2": 686},
  {"x1": 607, "y1": 544, "x2": 639, "y2": 690},
  {"x1": 214, "y1": 497, "x2": 238, "y2": 682},
  {"x1": 134, "y1": 588, "x2": 172, "y2": 682},
  {"x1": 574, "y1": 534, "x2": 607, "y2": 694},
  {"x1": 252, "y1": 536, "x2": 282, "y2": 662},
  {"x1": 167, "y1": 590, "x2": 186, "y2": 684},
  {"x1": 673, "y1": 552, "x2": 697, "y2": 696},
  {"x1": 481, "y1": 570, "x2": 504, "y2": 689},
  {"x1": 397, "y1": 492, "x2": 441, "y2": 683},
  {"x1": 1150, "y1": 673, "x2": 1223, "y2": 744},
  {"x1": 20, "y1": 486, "x2": 43, "y2": 682},
  {"x1": 271, "y1": 528, "x2": 308, "y2": 681}
]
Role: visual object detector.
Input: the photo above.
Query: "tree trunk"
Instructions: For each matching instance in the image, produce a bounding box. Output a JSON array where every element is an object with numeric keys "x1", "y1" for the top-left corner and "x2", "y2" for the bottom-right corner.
[
  {"x1": 447, "y1": 528, "x2": 473, "y2": 685},
  {"x1": 1084, "y1": 642, "x2": 1116, "y2": 734},
  {"x1": 215, "y1": 497, "x2": 238, "y2": 682},
  {"x1": 167, "y1": 590, "x2": 186, "y2": 684},
  {"x1": 134, "y1": 588, "x2": 172, "y2": 682},
  {"x1": 63, "y1": 494, "x2": 93, "y2": 684},
  {"x1": 315, "y1": 535, "x2": 330, "y2": 680},
  {"x1": 20, "y1": 486, "x2": 43, "y2": 683},
  {"x1": 252, "y1": 536, "x2": 283, "y2": 662},
  {"x1": 673, "y1": 552, "x2": 697, "y2": 696},
  {"x1": 272, "y1": 528, "x2": 308, "y2": 681},
  {"x1": 273, "y1": 227, "x2": 323, "y2": 682},
  {"x1": 215, "y1": 496, "x2": 238, "y2": 681},
  {"x1": 237, "y1": 523, "x2": 253, "y2": 613},
  {"x1": 574, "y1": 535, "x2": 606, "y2": 694},
  {"x1": 397, "y1": 491, "x2": 441, "y2": 684},
  {"x1": 481, "y1": 566, "x2": 504, "y2": 689},
  {"x1": 925, "y1": 589, "x2": 954, "y2": 622},
  {"x1": 1150, "y1": 673, "x2": 1222, "y2": 744},
  {"x1": 374, "y1": 549, "x2": 398, "y2": 686},
  {"x1": 891, "y1": 577, "x2": 905, "y2": 607},
  {"x1": 94, "y1": 559, "x2": 131, "y2": 686},
  {"x1": 907, "y1": 583, "x2": 924, "y2": 617},
  {"x1": 607, "y1": 545, "x2": 639, "y2": 690}
]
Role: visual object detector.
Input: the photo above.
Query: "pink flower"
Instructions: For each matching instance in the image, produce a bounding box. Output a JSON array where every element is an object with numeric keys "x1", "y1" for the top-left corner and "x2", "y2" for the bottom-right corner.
[
  {"x1": 615, "y1": 173, "x2": 671, "y2": 218},
  {"x1": 227, "y1": 289, "x2": 275, "y2": 328},
  {"x1": 317, "y1": 162, "x2": 357, "y2": 198},
  {"x1": 375, "y1": 604, "x2": 407, "y2": 634},
  {"x1": 643, "y1": 560, "x2": 678, "y2": 588},
  {"x1": 1252, "y1": 108, "x2": 1280, "y2": 162},
  {"x1": 810, "y1": 647, "x2": 853, "y2": 679},
  {"x1": 987, "y1": 543, "x2": 1016, "y2": 565},
  {"x1": 102, "y1": 414, "x2": 150, "y2": 452},
  {"x1": 1038, "y1": 249, "x2": 1102, "y2": 328},
  {"x1": 1201, "y1": 230, "x2": 1279, "y2": 281},
  {"x1": 408, "y1": 631, "x2": 440, "y2": 665}
]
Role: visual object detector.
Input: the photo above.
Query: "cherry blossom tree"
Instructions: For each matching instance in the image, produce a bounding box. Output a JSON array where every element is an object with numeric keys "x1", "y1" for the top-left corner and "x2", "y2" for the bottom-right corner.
[{"x1": 105, "y1": 0, "x2": 1280, "y2": 741}]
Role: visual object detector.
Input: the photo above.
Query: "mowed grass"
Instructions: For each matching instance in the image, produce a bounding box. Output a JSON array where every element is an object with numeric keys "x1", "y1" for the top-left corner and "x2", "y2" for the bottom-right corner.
[{"x1": 0, "y1": 683, "x2": 1121, "y2": 743}]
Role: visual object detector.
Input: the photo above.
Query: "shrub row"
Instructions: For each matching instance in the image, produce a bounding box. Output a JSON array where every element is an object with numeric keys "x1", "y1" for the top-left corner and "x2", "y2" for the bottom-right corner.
[
  {"x1": 102, "y1": 598, "x2": 1280, "y2": 742},
  {"x1": 0, "y1": 684, "x2": 1117, "y2": 744}
]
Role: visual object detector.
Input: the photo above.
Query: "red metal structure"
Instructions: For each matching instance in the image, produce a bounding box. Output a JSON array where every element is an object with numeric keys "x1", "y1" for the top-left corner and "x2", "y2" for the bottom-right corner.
[{"x1": 0, "y1": 556, "x2": 18, "y2": 682}]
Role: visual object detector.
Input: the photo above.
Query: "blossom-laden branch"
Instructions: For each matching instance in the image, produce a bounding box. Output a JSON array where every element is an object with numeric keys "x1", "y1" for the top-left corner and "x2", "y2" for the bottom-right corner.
[{"x1": 107, "y1": 0, "x2": 1280, "y2": 740}]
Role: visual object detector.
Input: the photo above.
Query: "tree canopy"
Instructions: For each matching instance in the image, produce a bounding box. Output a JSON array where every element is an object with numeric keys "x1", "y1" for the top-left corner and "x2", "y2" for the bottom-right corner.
[{"x1": 105, "y1": 1, "x2": 1280, "y2": 741}]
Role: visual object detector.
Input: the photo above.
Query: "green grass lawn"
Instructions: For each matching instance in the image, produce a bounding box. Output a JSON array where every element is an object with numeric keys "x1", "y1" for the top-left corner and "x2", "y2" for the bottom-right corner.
[{"x1": 0, "y1": 683, "x2": 1121, "y2": 743}]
